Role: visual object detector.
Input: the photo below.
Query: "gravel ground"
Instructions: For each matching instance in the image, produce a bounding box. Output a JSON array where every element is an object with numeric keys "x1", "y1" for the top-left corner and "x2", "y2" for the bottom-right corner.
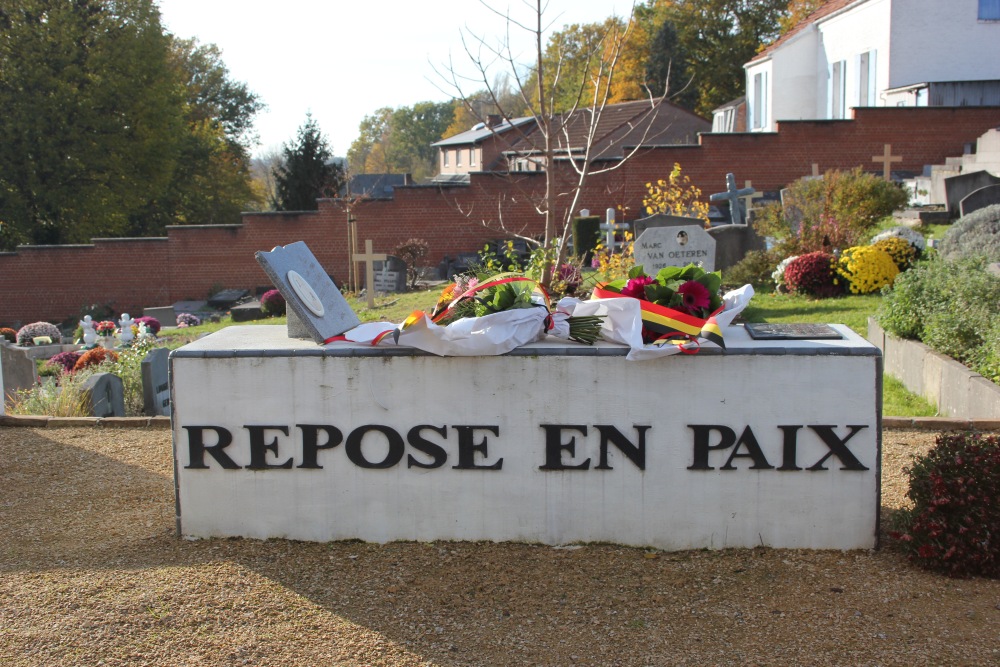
[{"x1": 1, "y1": 426, "x2": 998, "y2": 666}]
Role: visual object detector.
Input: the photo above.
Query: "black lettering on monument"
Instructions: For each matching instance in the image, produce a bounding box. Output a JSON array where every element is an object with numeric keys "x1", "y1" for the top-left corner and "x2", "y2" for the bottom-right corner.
[
  {"x1": 720, "y1": 426, "x2": 773, "y2": 470},
  {"x1": 687, "y1": 425, "x2": 735, "y2": 470},
  {"x1": 453, "y1": 425, "x2": 502, "y2": 470},
  {"x1": 297, "y1": 424, "x2": 343, "y2": 469},
  {"x1": 245, "y1": 425, "x2": 294, "y2": 470},
  {"x1": 777, "y1": 425, "x2": 804, "y2": 471},
  {"x1": 407, "y1": 425, "x2": 449, "y2": 469},
  {"x1": 807, "y1": 425, "x2": 870, "y2": 471},
  {"x1": 539, "y1": 424, "x2": 591, "y2": 470},
  {"x1": 345, "y1": 425, "x2": 405, "y2": 469},
  {"x1": 184, "y1": 425, "x2": 238, "y2": 469},
  {"x1": 595, "y1": 425, "x2": 649, "y2": 470}
]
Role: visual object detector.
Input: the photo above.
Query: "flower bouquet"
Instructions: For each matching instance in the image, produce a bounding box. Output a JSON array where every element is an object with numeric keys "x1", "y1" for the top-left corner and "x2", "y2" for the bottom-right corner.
[
  {"x1": 572, "y1": 263, "x2": 754, "y2": 359},
  {"x1": 333, "y1": 272, "x2": 604, "y2": 356},
  {"x1": 95, "y1": 320, "x2": 117, "y2": 337}
]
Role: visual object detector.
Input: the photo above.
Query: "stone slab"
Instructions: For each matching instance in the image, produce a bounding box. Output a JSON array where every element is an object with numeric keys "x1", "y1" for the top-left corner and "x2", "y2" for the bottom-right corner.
[
  {"x1": 143, "y1": 306, "x2": 176, "y2": 325},
  {"x1": 171, "y1": 324, "x2": 880, "y2": 550},
  {"x1": 255, "y1": 241, "x2": 361, "y2": 344},
  {"x1": 633, "y1": 225, "x2": 715, "y2": 273},
  {"x1": 81, "y1": 372, "x2": 125, "y2": 418},
  {"x1": 959, "y1": 183, "x2": 1000, "y2": 218},
  {"x1": 1, "y1": 343, "x2": 37, "y2": 401},
  {"x1": 207, "y1": 288, "x2": 250, "y2": 309},
  {"x1": 632, "y1": 213, "x2": 706, "y2": 237},
  {"x1": 944, "y1": 170, "x2": 1000, "y2": 217},
  {"x1": 230, "y1": 300, "x2": 265, "y2": 322},
  {"x1": 141, "y1": 347, "x2": 171, "y2": 417}
]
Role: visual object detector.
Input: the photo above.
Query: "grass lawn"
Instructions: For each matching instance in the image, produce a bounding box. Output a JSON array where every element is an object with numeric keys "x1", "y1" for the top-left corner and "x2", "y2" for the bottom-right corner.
[{"x1": 740, "y1": 292, "x2": 881, "y2": 336}]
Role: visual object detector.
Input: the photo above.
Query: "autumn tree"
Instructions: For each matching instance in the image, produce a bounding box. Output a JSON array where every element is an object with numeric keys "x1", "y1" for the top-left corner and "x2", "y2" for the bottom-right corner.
[
  {"x1": 347, "y1": 101, "x2": 455, "y2": 180},
  {"x1": 273, "y1": 114, "x2": 344, "y2": 211},
  {"x1": 438, "y1": 0, "x2": 667, "y2": 286}
]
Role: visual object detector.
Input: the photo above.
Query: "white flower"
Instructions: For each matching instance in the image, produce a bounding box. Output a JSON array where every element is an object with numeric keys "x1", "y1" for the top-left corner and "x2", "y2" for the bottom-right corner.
[
  {"x1": 772, "y1": 255, "x2": 799, "y2": 286},
  {"x1": 871, "y1": 226, "x2": 926, "y2": 252}
]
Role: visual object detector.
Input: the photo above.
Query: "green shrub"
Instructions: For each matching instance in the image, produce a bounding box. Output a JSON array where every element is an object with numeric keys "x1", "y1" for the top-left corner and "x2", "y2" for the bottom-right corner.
[
  {"x1": 783, "y1": 251, "x2": 842, "y2": 297},
  {"x1": 891, "y1": 431, "x2": 1000, "y2": 578},
  {"x1": 103, "y1": 339, "x2": 159, "y2": 416},
  {"x1": 723, "y1": 249, "x2": 780, "y2": 290},
  {"x1": 755, "y1": 168, "x2": 909, "y2": 256},
  {"x1": 939, "y1": 203, "x2": 1000, "y2": 263},
  {"x1": 974, "y1": 318, "x2": 1000, "y2": 384},
  {"x1": 8, "y1": 374, "x2": 90, "y2": 417}
]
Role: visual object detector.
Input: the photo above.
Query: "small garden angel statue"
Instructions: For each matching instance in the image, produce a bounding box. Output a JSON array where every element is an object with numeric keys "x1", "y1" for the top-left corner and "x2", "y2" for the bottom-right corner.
[
  {"x1": 118, "y1": 313, "x2": 135, "y2": 344},
  {"x1": 80, "y1": 315, "x2": 97, "y2": 346}
]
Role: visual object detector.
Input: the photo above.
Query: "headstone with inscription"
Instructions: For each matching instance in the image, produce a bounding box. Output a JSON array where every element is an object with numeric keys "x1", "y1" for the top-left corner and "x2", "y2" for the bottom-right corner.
[
  {"x1": 81, "y1": 372, "x2": 125, "y2": 418},
  {"x1": 372, "y1": 256, "x2": 407, "y2": 293},
  {"x1": 141, "y1": 347, "x2": 171, "y2": 417},
  {"x1": 255, "y1": 241, "x2": 361, "y2": 344},
  {"x1": 633, "y1": 225, "x2": 716, "y2": 272},
  {"x1": 632, "y1": 212, "x2": 705, "y2": 237}
]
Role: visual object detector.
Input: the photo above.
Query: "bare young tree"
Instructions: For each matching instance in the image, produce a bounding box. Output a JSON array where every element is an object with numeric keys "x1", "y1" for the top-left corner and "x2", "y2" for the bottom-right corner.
[{"x1": 435, "y1": 0, "x2": 666, "y2": 285}]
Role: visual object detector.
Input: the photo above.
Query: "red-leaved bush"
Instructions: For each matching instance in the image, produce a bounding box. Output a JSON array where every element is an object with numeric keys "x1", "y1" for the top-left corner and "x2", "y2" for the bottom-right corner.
[
  {"x1": 891, "y1": 432, "x2": 1000, "y2": 578},
  {"x1": 260, "y1": 289, "x2": 286, "y2": 316},
  {"x1": 47, "y1": 350, "x2": 82, "y2": 373},
  {"x1": 783, "y1": 251, "x2": 842, "y2": 297},
  {"x1": 0, "y1": 327, "x2": 16, "y2": 343},
  {"x1": 134, "y1": 316, "x2": 161, "y2": 335}
]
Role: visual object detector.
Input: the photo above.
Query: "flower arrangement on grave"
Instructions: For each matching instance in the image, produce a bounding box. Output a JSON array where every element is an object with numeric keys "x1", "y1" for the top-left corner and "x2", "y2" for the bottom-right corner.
[
  {"x1": 176, "y1": 313, "x2": 201, "y2": 328},
  {"x1": 835, "y1": 245, "x2": 899, "y2": 294},
  {"x1": 73, "y1": 347, "x2": 118, "y2": 371},
  {"x1": 133, "y1": 316, "x2": 161, "y2": 336},
  {"x1": 783, "y1": 251, "x2": 842, "y2": 297},
  {"x1": 95, "y1": 320, "x2": 117, "y2": 337},
  {"x1": 0, "y1": 327, "x2": 16, "y2": 343},
  {"x1": 871, "y1": 236, "x2": 917, "y2": 271},
  {"x1": 427, "y1": 273, "x2": 604, "y2": 345},
  {"x1": 771, "y1": 255, "x2": 799, "y2": 292},
  {"x1": 591, "y1": 264, "x2": 727, "y2": 348},
  {"x1": 260, "y1": 289, "x2": 286, "y2": 316},
  {"x1": 871, "y1": 226, "x2": 926, "y2": 255},
  {"x1": 15, "y1": 321, "x2": 61, "y2": 346}
]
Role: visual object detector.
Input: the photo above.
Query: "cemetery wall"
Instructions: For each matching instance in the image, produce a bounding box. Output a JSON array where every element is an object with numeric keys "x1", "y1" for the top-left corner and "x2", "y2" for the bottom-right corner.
[{"x1": 1, "y1": 107, "x2": 998, "y2": 326}]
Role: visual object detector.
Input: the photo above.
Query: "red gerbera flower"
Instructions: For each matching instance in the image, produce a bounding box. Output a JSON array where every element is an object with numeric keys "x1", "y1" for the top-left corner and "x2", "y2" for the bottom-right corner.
[
  {"x1": 677, "y1": 280, "x2": 710, "y2": 314},
  {"x1": 620, "y1": 276, "x2": 656, "y2": 299}
]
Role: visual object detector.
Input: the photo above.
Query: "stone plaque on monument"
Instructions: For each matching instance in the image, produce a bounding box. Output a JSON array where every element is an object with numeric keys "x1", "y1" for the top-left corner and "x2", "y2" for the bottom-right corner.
[
  {"x1": 372, "y1": 255, "x2": 407, "y2": 293},
  {"x1": 255, "y1": 241, "x2": 361, "y2": 344},
  {"x1": 633, "y1": 225, "x2": 716, "y2": 273},
  {"x1": 141, "y1": 347, "x2": 171, "y2": 416}
]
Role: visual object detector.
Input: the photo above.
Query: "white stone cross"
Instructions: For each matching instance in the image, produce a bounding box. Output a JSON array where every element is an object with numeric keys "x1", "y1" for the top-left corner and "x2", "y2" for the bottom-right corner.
[
  {"x1": 353, "y1": 239, "x2": 387, "y2": 308},
  {"x1": 599, "y1": 207, "x2": 628, "y2": 250},
  {"x1": 709, "y1": 173, "x2": 756, "y2": 225},
  {"x1": 872, "y1": 144, "x2": 902, "y2": 181},
  {"x1": 811, "y1": 163, "x2": 821, "y2": 177}
]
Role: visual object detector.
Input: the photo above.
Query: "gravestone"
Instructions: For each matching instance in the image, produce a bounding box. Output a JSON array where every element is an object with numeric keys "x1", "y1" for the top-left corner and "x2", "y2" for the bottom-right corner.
[
  {"x1": 1, "y1": 343, "x2": 36, "y2": 402},
  {"x1": 141, "y1": 347, "x2": 171, "y2": 416},
  {"x1": 230, "y1": 300, "x2": 265, "y2": 322},
  {"x1": 632, "y1": 213, "x2": 705, "y2": 237},
  {"x1": 945, "y1": 170, "x2": 1000, "y2": 217},
  {"x1": 207, "y1": 289, "x2": 250, "y2": 309},
  {"x1": 708, "y1": 224, "x2": 767, "y2": 272},
  {"x1": 255, "y1": 241, "x2": 361, "y2": 344},
  {"x1": 143, "y1": 306, "x2": 176, "y2": 327},
  {"x1": 372, "y1": 255, "x2": 407, "y2": 293},
  {"x1": 81, "y1": 372, "x2": 125, "y2": 418},
  {"x1": 633, "y1": 225, "x2": 715, "y2": 272},
  {"x1": 959, "y1": 184, "x2": 1000, "y2": 218}
]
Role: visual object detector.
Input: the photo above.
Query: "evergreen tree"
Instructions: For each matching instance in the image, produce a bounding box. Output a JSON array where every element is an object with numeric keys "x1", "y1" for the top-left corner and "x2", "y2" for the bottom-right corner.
[{"x1": 273, "y1": 114, "x2": 344, "y2": 211}]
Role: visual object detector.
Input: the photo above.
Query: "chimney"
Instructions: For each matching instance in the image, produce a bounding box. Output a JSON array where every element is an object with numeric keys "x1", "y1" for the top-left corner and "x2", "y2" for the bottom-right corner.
[{"x1": 486, "y1": 114, "x2": 502, "y2": 129}]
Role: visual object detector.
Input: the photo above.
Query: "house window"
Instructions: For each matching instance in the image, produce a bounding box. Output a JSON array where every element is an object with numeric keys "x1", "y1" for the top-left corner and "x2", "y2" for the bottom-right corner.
[
  {"x1": 831, "y1": 60, "x2": 846, "y2": 119},
  {"x1": 443, "y1": 150, "x2": 450, "y2": 168},
  {"x1": 858, "y1": 50, "x2": 877, "y2": 106},
  {"x1": 456, "y1": 149, "x2": 462, "y2": 167},
  {"x1": 979, "y1": 0, "x2": 1000, "y2": 20},
  {"x1": 752, "y1": 72, "x2": 767, "y2": 129},
  {"x1": 469, "y1": 148, "x2": 476, "y2": 167}
]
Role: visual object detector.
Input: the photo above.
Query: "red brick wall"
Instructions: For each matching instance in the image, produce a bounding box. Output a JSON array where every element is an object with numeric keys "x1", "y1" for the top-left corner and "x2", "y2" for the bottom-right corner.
[{"x1": 2, "y1": 107, "x2": 998, "y2": 327}]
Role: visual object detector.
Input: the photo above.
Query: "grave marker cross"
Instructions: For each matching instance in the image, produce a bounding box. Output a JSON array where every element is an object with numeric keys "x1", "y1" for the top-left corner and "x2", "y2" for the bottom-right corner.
[
  {"x1": 709, "y1": 173, "x2": 755, "y2": 225},
  {"x1": 354, "y1": 239, "x2": 387, "y2": 308},
  {"x1": 872, "y1": 144, "x2": 902, "y2": 181},
  {"x1": 740, "y1": 180, "x2": 761, "y2": 218},
  {"x1": 599, "y1": 207, "x2": 628, "y2": 250}
]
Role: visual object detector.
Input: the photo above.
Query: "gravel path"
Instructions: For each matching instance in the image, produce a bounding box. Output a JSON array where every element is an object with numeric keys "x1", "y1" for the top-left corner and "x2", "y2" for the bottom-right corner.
[{"x1": 1, "y1": 426, "x2": 998, "y2": 666}]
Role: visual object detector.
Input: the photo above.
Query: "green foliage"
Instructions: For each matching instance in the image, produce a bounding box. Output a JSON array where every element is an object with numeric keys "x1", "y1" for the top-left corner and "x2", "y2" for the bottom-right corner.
[
  {"x1": 103, "y1": 339, "x2": 158, "y2": 416},
  {"x1": 722, "y1": 249, "x2": 780, "y2": 291},
  {"x1": 756, "y1": 169, "x2": 910, "y2": 257},
  {"x1": 348, "y1": 101, "x2": 455, "y2": 180},
  {"x1": 0, "y1": 1, "x2": 262, "y2": 248},
  {"x1": 938, "y1": 203, "x2": 1000, "y2": 263},
  {"x1": 8, "y1": 374, "x2": 90, "y2": 418},
  {"x1": 878, "y1": 257, "x2": 1000, "y2": 380},
  {"x1": 394, "y1": 238, "x2": 430, "y2": 289},
  {"x1": 273, "y1": 114, "x2": 344, "y2": 211},
  {"x1": 891, "y1": 432, "x2": 1000, "y2": 578}
]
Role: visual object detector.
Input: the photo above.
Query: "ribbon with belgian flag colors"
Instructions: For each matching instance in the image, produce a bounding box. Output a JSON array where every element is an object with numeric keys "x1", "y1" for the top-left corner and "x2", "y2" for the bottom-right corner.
[{"x1": 592, "y1": 284, "x2": 727, "y2": 350}]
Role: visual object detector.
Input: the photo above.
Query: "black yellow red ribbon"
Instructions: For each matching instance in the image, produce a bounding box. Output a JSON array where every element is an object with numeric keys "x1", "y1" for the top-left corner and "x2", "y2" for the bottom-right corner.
[{"x1": 593, "y1": 284, "x2": 726, "y2": 350}]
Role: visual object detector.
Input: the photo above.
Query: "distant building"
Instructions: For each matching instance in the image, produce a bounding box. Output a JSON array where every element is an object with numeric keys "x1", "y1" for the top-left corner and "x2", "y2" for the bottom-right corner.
[
  {"x1": 734, "y1": 0, "x2": 1000, "y2": 133},
  {"x1": 431, "y1": 115, "x2": 536, "y2": 183},
  {"x1": 341, "y1": 174, "x2": 412, "y2": 199}
]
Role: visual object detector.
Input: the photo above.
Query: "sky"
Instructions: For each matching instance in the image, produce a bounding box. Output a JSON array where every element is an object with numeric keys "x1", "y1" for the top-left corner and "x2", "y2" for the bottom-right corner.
[{"x1": 156, "y1": 0, "x2": 629, "y2": 159}]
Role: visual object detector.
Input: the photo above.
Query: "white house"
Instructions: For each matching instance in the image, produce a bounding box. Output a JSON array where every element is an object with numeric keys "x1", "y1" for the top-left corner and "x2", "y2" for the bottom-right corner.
[{"x1": 741, "y1": 0, "x2": 1000, "y2": 132}]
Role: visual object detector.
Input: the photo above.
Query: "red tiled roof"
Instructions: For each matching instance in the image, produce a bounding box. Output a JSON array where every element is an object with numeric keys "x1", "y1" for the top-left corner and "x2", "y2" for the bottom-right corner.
[{"x1": 750, "y1": 0, "x2": 859, "y2": 64}]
